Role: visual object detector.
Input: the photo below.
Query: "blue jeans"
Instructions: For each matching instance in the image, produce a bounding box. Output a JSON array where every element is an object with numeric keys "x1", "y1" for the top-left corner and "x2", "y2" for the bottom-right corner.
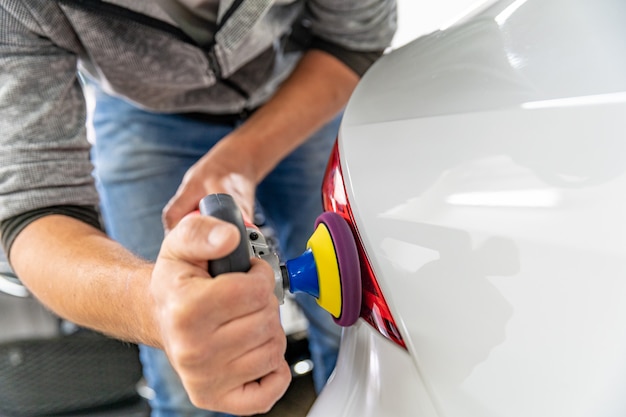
[{"x1": 90, "y1": 90, "x2": 342, "y2": 417}]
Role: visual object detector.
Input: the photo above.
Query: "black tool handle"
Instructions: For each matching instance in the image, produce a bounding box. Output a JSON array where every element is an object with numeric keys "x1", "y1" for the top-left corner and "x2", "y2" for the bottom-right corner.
[{"x1": 199, "y1": 193, "x2": 251, "y2": 276}]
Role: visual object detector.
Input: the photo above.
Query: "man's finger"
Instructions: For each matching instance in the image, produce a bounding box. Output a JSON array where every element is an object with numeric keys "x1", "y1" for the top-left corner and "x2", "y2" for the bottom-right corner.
[
  {"x1": 200, "y1": 296, "x2": 283, "y2": 364},
  {"x1": 162, "y1": 183, "x2": 205, "y2": 232},
  {"x1": 189, "y1": 353, "x2": 292, "y2": 415},
  {"x1": 161, "y1": 215, "x2": 241, "y2": 266}
]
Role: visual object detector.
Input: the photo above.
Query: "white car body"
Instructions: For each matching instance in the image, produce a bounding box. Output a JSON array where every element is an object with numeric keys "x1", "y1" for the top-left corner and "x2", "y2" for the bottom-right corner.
[{"x1": 309, "y1": 0, "x2": 626, "y2": 415}]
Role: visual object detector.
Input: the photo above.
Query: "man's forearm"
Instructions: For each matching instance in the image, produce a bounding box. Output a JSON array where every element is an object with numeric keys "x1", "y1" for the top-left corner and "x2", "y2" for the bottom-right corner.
[
  {"x1": 225, "y1": 49, "x2": 360, "y2": 183},
  {"x1": 10, "y1": 215, "x2": 159, "y2": 346}
]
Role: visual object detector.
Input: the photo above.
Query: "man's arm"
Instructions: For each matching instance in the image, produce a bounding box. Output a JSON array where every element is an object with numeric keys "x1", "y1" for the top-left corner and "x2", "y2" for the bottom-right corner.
[
  {"x1": 162, "y1": 0, "x2": 397, "y2": 228},
  {"x1": 10, "y1": 213, "x2": 291, "y2": 415},
  {"x1": 11, "y1": 215, "x2": 158, "y2": 344},
  {"x1": 163, "y1": 49, "x2": 360, "y2": 227}
]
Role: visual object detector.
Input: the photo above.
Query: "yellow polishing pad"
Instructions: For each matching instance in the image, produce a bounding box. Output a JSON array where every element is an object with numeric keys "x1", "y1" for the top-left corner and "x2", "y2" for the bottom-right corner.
[{"x1": 307, "y1": 223, "x2": 342, "y2": 318}]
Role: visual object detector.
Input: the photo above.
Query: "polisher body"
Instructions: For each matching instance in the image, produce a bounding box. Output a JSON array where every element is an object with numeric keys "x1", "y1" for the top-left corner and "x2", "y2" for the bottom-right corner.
[{"x1": 200, "y1": 194, "x2": 362, "y2": 327}]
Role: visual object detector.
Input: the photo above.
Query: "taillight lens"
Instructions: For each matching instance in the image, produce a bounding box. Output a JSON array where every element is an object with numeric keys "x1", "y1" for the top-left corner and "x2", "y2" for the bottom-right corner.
[{"x1": 322, "y1": 141, "x2": 406, "y2": 349}]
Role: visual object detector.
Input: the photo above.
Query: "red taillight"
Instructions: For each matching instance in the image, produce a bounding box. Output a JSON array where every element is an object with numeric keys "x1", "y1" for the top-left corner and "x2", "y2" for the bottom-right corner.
[{"x1": 322, "y1": 141, "x2": 406, "y2": 349}]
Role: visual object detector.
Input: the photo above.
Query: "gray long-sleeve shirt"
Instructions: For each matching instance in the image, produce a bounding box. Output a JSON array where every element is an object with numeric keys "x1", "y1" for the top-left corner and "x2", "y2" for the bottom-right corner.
[{"x1": 0, "y1": 0, "x2": 396, "y2": 251}]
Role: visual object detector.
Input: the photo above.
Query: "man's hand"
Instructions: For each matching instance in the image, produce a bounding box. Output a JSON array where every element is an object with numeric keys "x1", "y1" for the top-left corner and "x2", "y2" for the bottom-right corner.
[
  {"x1": 151, "y1": 214, "x2": 291, "y2": 415},
  {"x1": 162, "y1": 138, "x2": 258, "y2": 233}
]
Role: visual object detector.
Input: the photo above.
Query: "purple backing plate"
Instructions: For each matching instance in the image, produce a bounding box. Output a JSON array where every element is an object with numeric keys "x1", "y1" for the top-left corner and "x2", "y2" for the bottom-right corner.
[{"x1": 315, "y1": 212, "x2": 362, "y2": 326}]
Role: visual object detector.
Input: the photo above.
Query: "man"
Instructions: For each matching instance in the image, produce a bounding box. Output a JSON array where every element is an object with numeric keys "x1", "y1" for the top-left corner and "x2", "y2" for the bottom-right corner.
[{"x1": 0, "y1": 1, "x2": 397, "y2": 416}]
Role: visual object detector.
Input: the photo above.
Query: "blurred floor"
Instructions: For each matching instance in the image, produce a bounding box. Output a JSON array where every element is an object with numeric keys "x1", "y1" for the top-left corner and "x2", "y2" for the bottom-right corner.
[{"x1": 0, "y1": 292, "x2": 317, "y2": 417}]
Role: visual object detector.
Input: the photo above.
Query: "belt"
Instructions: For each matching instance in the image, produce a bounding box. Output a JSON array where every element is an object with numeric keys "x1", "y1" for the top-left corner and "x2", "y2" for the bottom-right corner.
[{"x1": 179, "y1": 108, "x2": 257, "y2": 126}]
